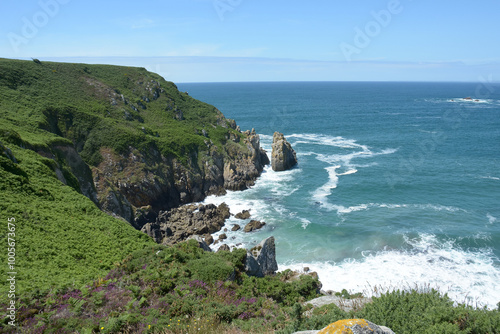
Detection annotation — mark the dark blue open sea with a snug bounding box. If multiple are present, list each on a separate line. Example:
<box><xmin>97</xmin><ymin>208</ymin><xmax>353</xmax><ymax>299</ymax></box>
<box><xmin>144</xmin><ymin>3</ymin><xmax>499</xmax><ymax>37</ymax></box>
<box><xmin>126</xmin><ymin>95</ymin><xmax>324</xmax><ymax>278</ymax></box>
<box><xmin>177</xmin><ymin>82</ymin><xmax>500</xmax><ymax>308</ymax></box>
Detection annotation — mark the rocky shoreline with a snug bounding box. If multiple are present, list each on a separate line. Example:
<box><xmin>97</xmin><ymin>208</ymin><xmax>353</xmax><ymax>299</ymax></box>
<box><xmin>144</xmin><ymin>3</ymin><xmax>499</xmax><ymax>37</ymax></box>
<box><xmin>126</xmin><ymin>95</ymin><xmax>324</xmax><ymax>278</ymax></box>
<box><xmin>137</xmin><ymin>129</ymin><xmax>298</xmax><ymax>247</ymax></box>
<box><xmin>136</xmin><ymin>130</ymin><xmax>303</xmax><ymax>279</ymax></box>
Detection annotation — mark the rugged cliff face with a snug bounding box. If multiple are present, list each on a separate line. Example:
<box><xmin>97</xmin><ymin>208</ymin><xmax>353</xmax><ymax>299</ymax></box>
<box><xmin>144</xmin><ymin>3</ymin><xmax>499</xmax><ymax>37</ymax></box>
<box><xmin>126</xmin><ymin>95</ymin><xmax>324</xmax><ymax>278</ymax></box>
<box><xmin>0</xmin><ymin>58</ymin><xmax>269</xmax><ymax>230</ymax></box>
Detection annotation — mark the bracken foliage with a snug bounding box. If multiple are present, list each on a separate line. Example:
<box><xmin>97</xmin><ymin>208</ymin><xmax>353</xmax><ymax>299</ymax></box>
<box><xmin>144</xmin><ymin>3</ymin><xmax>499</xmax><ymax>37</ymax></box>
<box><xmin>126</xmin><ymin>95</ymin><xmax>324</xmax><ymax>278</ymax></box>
<box><xmin>1</xmin><ymin>240</ymin><xmax>322</xmax><ymax>333</ymax></box>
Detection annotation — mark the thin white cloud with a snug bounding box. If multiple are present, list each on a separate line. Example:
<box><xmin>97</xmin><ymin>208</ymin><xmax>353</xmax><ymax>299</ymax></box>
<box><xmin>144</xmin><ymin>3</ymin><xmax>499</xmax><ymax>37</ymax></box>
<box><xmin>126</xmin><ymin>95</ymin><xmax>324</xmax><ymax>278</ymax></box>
<box><xmin>165</xmin><ymin>44</ymin><xmax>222</xmax><ymax>57</ymax></box>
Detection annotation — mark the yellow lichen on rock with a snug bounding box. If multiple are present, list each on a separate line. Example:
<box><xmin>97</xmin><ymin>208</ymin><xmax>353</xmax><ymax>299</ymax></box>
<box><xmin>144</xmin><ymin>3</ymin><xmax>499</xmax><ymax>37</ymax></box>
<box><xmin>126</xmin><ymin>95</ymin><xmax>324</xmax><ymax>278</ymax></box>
<box><xmin>318</xmin><ymin>319</ymin><xmax>372</xmax><ymax>334</ymax></box>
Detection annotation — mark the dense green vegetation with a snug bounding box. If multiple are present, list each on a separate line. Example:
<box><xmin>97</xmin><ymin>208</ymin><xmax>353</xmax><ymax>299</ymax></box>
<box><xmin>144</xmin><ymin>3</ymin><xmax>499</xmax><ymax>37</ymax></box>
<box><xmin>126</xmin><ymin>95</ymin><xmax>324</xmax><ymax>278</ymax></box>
<box><xmin>0</xmin><ymin>57</ymin><xmax>244</xmax><ymax>295</ymax></box>
<box><xmin>0</xmin><ymin>58</ymin><xmax>242</xmax><ymax>164</ymax></box>
<box><xmin>0</xmin><ymin>141</ymin><xmax>155</xmax><ymax>294</ymax></box>
<box><xmin>1</xmin><ymin>239</ymin><xmax>498</xmax><ymax>333</ymax></box>
<box><xmin>0</xmin><ymin>240</ymin><xmax>321</xmax><ymax>333</ymax></box>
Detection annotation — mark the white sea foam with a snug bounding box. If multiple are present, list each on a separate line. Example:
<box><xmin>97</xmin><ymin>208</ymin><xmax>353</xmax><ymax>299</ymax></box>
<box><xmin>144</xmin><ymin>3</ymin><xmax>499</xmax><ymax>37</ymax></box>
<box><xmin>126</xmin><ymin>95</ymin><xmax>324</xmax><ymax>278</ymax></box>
<box><xmin>450</xmin><ymin>98</ymin><xmax>492</xmax><ymax>104</ymax></box>
<box><xmin>487</xmin><ymin>213</ymin><xmax>497</xmax><ymax>225</ymax></box>
<box><xmin>298</xmin><ymin>133</ymin><xmax>397</xmax><ymax>210</ymax></box>
<box><xmin>281</xmin><ymin>233</ymin><xmax>500</xmax><ymax>309</ymax></box>
<box><xmin>380</xmin><ymin>203</ymin><xmax>465</xmax><ymax>213</ymax></box>
<box><xmin>312</xmin><ymin>165</ymin><xmax>340</xmax><ymax>206</ymax></box>
<box><xmin>287</xmin><ymin>133</ymin><xmax>370</xmax><ymax>151</ymax></box>
<box><xmin>337</xmin><ymin>169</ymin><xmax>358</xmax><ymax>176</ymax></box>
<box><xmin>325</xmin><ymin>203</ymin><xmax>467</xmax><ymax>215</ymax></box>
<box><xmin>300</xmin><ymin>218</ymin><xmax>311</xmax><ymax>229</ymax></box>
<box><xmin>481</xmin><ymin>176</ymin><xmax>500</xmax><ymax>181</ymax></box>
<box><xmin>418</xmin><ymin>129</ymin><xmax>439</xmax><ymax>134</ymax></box>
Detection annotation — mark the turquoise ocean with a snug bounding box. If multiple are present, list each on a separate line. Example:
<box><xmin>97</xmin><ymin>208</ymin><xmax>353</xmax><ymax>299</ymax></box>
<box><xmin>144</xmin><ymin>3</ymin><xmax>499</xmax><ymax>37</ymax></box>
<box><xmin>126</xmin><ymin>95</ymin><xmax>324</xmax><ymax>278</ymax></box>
<box><xmin>177</xmin><ymin>82</ymin><xmax>500</xmax><ymax>308</ymax></box>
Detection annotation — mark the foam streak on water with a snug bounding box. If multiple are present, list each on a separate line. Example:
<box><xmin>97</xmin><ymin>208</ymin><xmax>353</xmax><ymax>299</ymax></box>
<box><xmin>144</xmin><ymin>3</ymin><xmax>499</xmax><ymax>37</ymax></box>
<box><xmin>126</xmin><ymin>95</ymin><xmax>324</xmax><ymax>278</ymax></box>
<box><xmin>288</xmin><ymin>133</ymin><xmax>397</xmax><ymax>211</ymax></box>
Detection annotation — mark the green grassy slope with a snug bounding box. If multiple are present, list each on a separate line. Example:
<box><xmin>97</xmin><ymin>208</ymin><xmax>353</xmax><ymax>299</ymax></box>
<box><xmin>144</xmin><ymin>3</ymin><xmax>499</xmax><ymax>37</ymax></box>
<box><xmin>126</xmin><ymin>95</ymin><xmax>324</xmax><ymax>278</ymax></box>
<box><xmin>0</xmin><ymin>58</ymin><xmax>242</xmax><ymax>296</ymax></box>
<box><xmin>0</xmin><ymin>140</ymin><xmax>155</xmax><ymax>294</ymax></box>
<box><xmin>0</xmin><ymin>58</ymin><xmax>242</xmax><ymax>164</ymax></box>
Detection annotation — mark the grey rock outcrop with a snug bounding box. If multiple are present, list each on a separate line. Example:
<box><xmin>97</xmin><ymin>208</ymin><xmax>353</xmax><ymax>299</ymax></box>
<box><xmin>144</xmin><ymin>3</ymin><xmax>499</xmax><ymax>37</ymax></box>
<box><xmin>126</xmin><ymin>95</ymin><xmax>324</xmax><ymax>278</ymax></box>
<box><xmin>244</xmin><ymin>220</ymin><xmax>266</xmax><ymax>232</ymax></box>
<box><xmin>90</xmin><ymin>127</ymin><xmax>269</xmax><ymax>229</ymax></box>
<box><xmin>140</xmin><ymin>222</ymin><xmax>162</xmax><ymax>243</ymax></box>
<box><xmin>36</xmin><ymin>144</ymin><xmax>99</xmax><ymax>206</ymax></box>
<box><xmin>244</xmin><ymin>237</ymin><xmax>278</xmax><ymax>277</ymax></box>
<box><xmin>1</xmin><ymin>142</ymin><xmax>17</xmax><ymax>163</ymax></box>
<box><xmin>271</xmin><ymin>132</ymin><xmax>297</xmax><ymax>171</ymax></box>
<box><xmin>204</xmin><ymin>233</ymin><xmax>214</xmax><ymax>245</ymax></box>
<box><xmin>187</xmin><ymin>235</ymin><xmax>212</xmax><ymax>252</ymax></box>
<box><xmin>144</xmin><ymin>202</ymin><xmax>230</xmax><ymax>245</ymax></box>
<box><xmin>223</xmin><ymin>129</ymin><xmax>269</xmax><ymax>191</ymax></box>
<box><xmin>217</xmin><ymin>244</ymin><xmax>231</xmax><ymax>252</ymax></box>
<box><xmin>235</xmin><ymin>210</ymin><xmax>251</xmax><ymax>219</ymax></box>
<box><xmin>303</xmin><ymin>295</ymin><xmax>371</xmax><ymax>314</ymax></box>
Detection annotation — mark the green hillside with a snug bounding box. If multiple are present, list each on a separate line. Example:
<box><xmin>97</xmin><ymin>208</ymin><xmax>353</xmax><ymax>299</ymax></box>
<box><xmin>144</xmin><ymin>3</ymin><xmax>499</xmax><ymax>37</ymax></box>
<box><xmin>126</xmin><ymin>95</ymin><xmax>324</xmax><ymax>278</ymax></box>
<box><xmin>0</xmin><ymin>58</ymin><xmax>245</xmax><ymax>294</ymax></box>
<box><xmin>0</xmin><ymin>58</ymin><xmax>240</xmax><ymax>163</ymax></box>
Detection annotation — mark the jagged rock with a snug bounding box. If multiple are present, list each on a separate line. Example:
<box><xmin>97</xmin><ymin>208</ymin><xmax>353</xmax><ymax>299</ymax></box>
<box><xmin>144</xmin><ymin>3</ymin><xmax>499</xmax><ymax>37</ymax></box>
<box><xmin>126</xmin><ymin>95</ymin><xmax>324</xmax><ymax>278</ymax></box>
<box><xmin>235</xmin><ymin>210</ymin><xmax>251</xmax><ymax>219</ymax></box>
<box><xmin>244</xmin><ymin>220</ymin><xmax>266</xmax><ymax>233</ymax></box>
<box><xmin>156</xmin><ymin>202</ymin><xmax>231</xmax><ymax>246</ymax></box>
<box><xmin>204</xmin><ymin>234</ymin><xmax>214</xmax><ymax>245</ymax></box>
<box><xmin>223</xmin><ymin>131</ymin><xmax>269</xmax><ymax>191</ymax></box>
<box><xmin>219</xmin><ymin>233</ymin><xmax>227</xmax><ymax>240</ymax></box>
<box><xmin>231</xmin><ymin>224</ymin><xmax>241</xmax><ymax>231</ymax></box>
<box><xmin>141</xmin><ymin>222</ymin><xmax>162</xmax><ymax>243</ymax></box>
<box><xmin>244</xmin><ymin>237</ymin><xmax>278</xmax><ymax>277</ymax></box>
<box><xmin>93</xmin><ymin>173</ymin><xmax>134</xmax><ymax>224</ymax></box>
<box><xmin>91</xmin><ymin>126</ymin><xmax>268</xmax><ymax>226</ymax></box>
<box><xmin>217</xmin><ymin>244</ymin><xmax>230</xmax><ymax>252</ymax></box>
<box><xmin>187</xmin><ymin>235</ymin><xmax>212</xmax><ymax>252</ymax></box>
<box><xmin>134</xmin><ymin>205</ymin><xmax>156</xmax><ymax>229</ymax></box>
<box><xmin>271</xmin><ymin>132</ymin><xmax>297</xmax><ymax>171</ymax></box>
<box><xmin>315</xmin><ymin>319</ymin><xmax>395</xmax><ymax>334</ymax></box>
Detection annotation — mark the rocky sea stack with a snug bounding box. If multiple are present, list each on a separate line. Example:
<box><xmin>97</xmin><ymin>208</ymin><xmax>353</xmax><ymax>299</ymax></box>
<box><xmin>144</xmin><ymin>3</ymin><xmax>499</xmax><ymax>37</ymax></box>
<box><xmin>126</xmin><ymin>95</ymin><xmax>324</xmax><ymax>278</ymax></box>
<box><xmin>271</xmin><ymin>131</ymin><xmax>297</xmax><ymax>171</ymax></box>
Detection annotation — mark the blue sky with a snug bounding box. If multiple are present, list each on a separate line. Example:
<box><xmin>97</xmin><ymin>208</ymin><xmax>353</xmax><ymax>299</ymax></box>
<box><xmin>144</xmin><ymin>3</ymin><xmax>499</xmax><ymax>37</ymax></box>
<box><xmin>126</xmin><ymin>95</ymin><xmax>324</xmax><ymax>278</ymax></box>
<box><xmin>1</xmin><ymin>0</ymin><xmax>499</xmax><ymax>82</ymax></box>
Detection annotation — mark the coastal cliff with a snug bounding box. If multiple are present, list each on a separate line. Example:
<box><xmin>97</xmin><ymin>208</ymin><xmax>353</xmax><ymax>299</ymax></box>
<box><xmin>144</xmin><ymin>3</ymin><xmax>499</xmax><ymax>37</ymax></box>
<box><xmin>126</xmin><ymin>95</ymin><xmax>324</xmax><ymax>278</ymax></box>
<box><xmin>0</xmin><ymin>58</ymin><xmax>270</xmax><ymax>292</ymax></box>
<box><xmin>0</xmin><ymin>58</ymin><xmax>268</xmax><ymax>231</ymax></box>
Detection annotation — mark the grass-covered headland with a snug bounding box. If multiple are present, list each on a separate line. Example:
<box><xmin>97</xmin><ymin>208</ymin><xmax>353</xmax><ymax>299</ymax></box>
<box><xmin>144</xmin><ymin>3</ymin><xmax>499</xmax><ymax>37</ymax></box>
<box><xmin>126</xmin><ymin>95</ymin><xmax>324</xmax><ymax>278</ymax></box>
<box><xmin>0</xmin><ymin>58</ymin><xmax>499</xmax><ymax>333</ymax></box>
